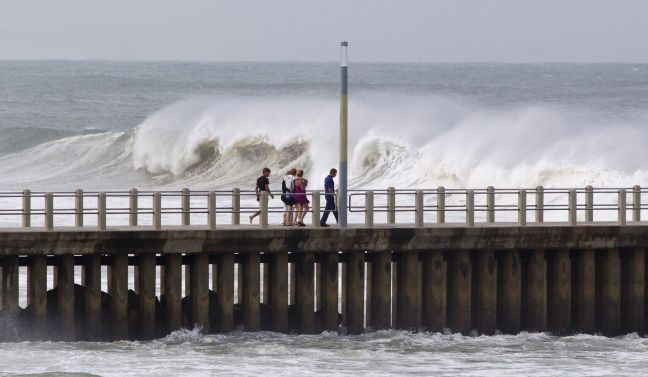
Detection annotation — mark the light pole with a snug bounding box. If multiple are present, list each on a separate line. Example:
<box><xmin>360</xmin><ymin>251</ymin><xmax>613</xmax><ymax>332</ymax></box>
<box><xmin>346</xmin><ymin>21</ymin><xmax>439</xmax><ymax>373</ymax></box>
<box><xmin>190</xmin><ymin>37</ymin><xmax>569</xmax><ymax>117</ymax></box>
<box><xmin>339</xmin><ymin>41</ymin><xmax>348</xmax><ymax>228</ymax></box>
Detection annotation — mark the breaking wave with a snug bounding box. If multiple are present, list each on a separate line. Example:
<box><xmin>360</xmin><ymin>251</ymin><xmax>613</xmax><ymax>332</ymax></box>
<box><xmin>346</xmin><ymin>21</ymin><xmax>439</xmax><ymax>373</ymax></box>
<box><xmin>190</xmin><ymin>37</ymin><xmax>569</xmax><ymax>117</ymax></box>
<box><xmin>0</xmin><ymin>95</ymin><xmax>646</xmax><ymax>191</ymax></box>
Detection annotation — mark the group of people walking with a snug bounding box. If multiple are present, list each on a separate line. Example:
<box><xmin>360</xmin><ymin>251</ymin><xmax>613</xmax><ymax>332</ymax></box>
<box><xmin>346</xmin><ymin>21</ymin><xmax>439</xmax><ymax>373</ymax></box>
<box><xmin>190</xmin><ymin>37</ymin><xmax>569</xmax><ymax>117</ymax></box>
<box><xmin>249</xmin><ymin>167</ymin><xmax>338</xmax><ymax>227</ymax></box>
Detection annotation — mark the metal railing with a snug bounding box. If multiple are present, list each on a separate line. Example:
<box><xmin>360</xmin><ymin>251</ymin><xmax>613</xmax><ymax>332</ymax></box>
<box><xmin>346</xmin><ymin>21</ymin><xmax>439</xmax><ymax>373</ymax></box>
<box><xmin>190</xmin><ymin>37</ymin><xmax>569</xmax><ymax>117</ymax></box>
<box><xmin>0</xmin><ymin>185</ymin><xmax>644</xmax><ymax>230</ymax></box>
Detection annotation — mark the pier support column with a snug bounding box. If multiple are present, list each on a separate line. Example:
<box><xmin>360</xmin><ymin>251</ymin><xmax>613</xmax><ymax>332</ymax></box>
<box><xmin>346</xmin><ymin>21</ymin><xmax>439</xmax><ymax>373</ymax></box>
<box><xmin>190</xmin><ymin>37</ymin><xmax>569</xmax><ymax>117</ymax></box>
<box><xmin>602</xmin><ymin>248</ymin><xmax>621</xmax><ymax>336</ymax></box>
<box><xmin>138</xmin><ymin>253</ymin><xmax>157</xmax><ymax>339</ymax></box>
<box><xmin>370</xmin><ymin>251</ymin><xmax>391</xmax><ymax>330</ymax></box>
<box><xmin>346</xmin><ymin>252</ymin><xmax>365</xmax><ymax>334</ymax></box>
<box><xmin>191</xmin><ymin>253</ymin><xmax>210</xmax><ymax>332</ymax></box>
<box><xmin>449</xmin><ymin>250</ymin><xmax>471</xmax><ymax>335</ymax></box>
<box><xmin>28</xmin><ymin>255</ymin><xmax>47</xmax><ymax>334</ymax></box>
<box><xmin>396</xmin><ymin>251</ymin><xmax>419</xmax><ymax>330</ymax></box>
<box><xmin>1</xmin><ymin>255</ymin><xmax>19</xmax><ymax>313</ymax></box>
<box><xmin>423</xmin><ymin>251</ymin><xmax>445</xmax><ymax>332</ymax></box>
<box><xmin>269</xmin><ymin>251</ymin><xmax>288</xmax><ymax>333</ymax></box>
<box><xmin>295</xmin><ymin>252</ymin><xmax>315</xmax><ymax>334</ymax></box>
<box><xmin>216</xmin><ymin>253</ymin><xmax>234</xmax><ymax>332</ymax></box>
<box><xmin>320</xmin><ymin>252</ymin><xmax>339</xmax><ymax>331</ymax></box>
<box><xmin>110</xmin><ymin>254</ymin><xmax>129</xmax><ymax>340</ymax></box>
<box><xmin>501</xmin><ymin>250</ymin><xmax>521</xmax><ymax>334</ymax></box>
<box><xmin>83</xmin><ymin>254</ymin><xmax>102</xmax><ymax>339</ymax></box>
<box><xmin>576</xmin><ymin>249</ymin><xmax>595</xmax><ymax>333</ymax></box>
<box><xmin>550</xmin><ymin>249</ymin><xmax>571</xmax><ymax>335</ymax></box>
<box><xmin>626</xmin><ymin>248</ymin><xmax>644</xmax><ymax>334</ymax></box>
<box><xmin>476</xmin><ymin>251</ymin><xmax>496</xmax><ymax>335</ymax></box>
<box><xmin>57</xmin><ymin>255</ymin><xmax>75</xmax><ymax>340</ymax></box>
<box><xmin>527</xmin><ymin>249</ymin><xmax>547</xmax><ymax>332</ymax></box>
<box><xmin>163</xmin><ymin>254</ymin><xmax>182</xmax><ymax>333</ymax></box>
<box><xmin>243</xmin><ymin>252</ymin><xmax>260</xmax><ymax>331</ymax></box>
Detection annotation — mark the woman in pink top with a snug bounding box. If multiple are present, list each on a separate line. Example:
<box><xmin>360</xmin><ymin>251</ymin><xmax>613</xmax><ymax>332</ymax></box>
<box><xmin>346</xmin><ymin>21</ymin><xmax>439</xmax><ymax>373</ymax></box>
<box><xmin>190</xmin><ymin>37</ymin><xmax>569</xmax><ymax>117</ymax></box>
<box><xmin>293</xmin><ymin>169</ymin><xmax>309</xmax><ymax>226</ymax></box>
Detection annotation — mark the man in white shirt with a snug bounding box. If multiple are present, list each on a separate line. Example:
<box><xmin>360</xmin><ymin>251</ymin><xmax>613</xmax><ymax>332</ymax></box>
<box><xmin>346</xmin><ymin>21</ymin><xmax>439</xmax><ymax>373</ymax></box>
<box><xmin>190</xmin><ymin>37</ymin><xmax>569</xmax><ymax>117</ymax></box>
<box><xmin>281</xmin><ymin>168</ymin><xmax>297</xmax><ymax>225</ymax></box>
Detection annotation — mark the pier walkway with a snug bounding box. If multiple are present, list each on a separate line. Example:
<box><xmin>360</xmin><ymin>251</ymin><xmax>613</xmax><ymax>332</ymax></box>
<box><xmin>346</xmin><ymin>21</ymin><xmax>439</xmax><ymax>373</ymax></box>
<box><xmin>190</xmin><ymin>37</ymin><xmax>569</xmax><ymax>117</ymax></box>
<box><xmin>0</xmin><ymin>186</ymin><xmax>646</xmax><ymax>340</ymax></box>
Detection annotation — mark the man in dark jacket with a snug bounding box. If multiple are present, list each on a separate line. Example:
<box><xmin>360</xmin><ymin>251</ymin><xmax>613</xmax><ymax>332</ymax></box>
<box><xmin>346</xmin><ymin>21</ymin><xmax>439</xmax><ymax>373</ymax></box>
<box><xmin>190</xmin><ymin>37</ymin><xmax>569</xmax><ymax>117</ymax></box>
<box><xmin>319</xmin><ymin>168</ymin><xmax>338</xmax><ymax>227</ymax></box>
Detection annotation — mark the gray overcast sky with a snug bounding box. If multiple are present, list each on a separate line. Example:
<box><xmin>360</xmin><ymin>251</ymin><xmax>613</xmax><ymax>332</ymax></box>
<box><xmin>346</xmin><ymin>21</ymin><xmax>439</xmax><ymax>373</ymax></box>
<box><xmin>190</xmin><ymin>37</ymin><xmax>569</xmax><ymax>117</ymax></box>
<box><xmin>1</xmin><ymin>0</ymin><xmax>647</xmax><ymax>62</ymax></box>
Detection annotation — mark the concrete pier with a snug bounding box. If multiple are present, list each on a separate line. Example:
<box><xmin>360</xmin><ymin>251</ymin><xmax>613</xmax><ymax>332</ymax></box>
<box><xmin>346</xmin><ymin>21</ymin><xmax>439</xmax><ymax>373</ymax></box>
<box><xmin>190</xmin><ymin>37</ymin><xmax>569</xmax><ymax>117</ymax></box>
<box><xmin>2</xmin><ymin>184</ymin><xmax>648</xmax><ymax>341</ymax></box>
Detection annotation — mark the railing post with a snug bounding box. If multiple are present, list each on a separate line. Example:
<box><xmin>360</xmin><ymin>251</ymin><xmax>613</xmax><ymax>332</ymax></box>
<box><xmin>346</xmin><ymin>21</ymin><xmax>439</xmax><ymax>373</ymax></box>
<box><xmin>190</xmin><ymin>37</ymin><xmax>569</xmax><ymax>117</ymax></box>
<box><xmin>387</xmin><ymin>187</ymin><xmax>396</xmax><ymax>224</ymax></box>
<box><xmin>585</xmin><ymin>185</ymin><xmax>594</xmax><ymax>223</ymax></box>
<box><xmin>129</xmin><ymin>188</ymin><xmax>138</xmax><ymax>226</ymax></box>
<box><xmin>415</xmin><ymin>190</ymin><xmax>424</xmax><ymax>227</ymax></box>
<box><xmin>632</xmin><ymin>185</ymin><xmax>641</xmax><ymax>222</ymax></box>
<box><xmin>568</xmin><ymin>189</ymin><xmax>577</xmax><ymax>225</ymax></box>
<box><xmin>22</xmin><ymin>189</ymin><xmax>31</xmax><ymax>228</ymax></box>
<box><xmin>619</xmin><ymin>189</ymin><xmax>627</xmax><ymax>226</ymax></box>
<box><xmin>182</xmin><ymin>188</ymin><xmax>190</xmax><ymax>226</ymax></box>
<box><xmin>365</xmin><ymin>190</ymin><xmax>374</xmax><ymax>227</ymax></box>
<box><xmin>45</xmin><ymin>192</ymin><xmax>53</xmax><ymax>231</ymax></box>
<box><xmin>466</xmin><ymin>190</ymin><xmax>475</xmax><ymax>227</ymax></box>
<box><xmin>153</xmin><ymin>191</ymin><xmax>162</xmax><ymax>230</ymax></box>
<box><xmin>232</xmin><ymin>188</ymin><xmax>241</xmax><ymax>225</ymax></box>
<box><xmin>260</xmin><ymin>191</ymin><xmax>268</xmax><ymax>228</ymax></box>
<box><xmin>437</xmin><ymin>186</ymin><xmax>445</xmax><ymax>224</ymax></box>
<box><xmin>208</xmin><ymin>191</ymin><xmax>216</xmax><ymax>230</ymax></box>
<box><xmin>486</xmin><ymin>186</ymin><xmax>495</xmax><ymax>223</ymax></box>
<box><xmin>518</xmin><ymin>189</ymin><xmax>527</xmax><ymax>226</ymax></box>
<box><xmin>75</xmin><ymin>188</ymin><xmax>84</xmax><ymax>227</ymax></box>
<box><xmin>311</xmin><ymin>190</ymin><xmax>321</xmax><ymax>227</ymax></box>
<box><xmin>535</xmin><ymin>186</ymin><xmax>544</xmax><ymax>223</ymax></box>
<box><xmin>98</xmin><ymin>192</ymin><xmax>106</xmax><ymax>230</ymax></box>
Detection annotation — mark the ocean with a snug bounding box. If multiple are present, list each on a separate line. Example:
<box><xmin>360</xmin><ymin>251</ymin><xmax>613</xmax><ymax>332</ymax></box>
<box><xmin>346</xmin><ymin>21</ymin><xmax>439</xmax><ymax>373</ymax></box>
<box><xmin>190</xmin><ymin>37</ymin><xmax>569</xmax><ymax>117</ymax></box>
<box><xmin>1</xmin><ymin>61</ymin><xmax>648</xmax><ymax>376</ymax></box>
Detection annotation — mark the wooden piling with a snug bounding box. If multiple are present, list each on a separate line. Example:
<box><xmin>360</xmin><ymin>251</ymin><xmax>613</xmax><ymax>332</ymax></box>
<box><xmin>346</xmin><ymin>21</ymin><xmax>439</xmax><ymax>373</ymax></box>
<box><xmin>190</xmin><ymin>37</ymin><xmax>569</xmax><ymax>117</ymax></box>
<box><xmin>269</xmin><ymin>251</ymin><xmax>288</xmax><ymax>333</ymax></box>
<box><xmin>110</xmin><ymin>253</ymin><xmax>129</xmax><ymax>340</ymax></box>
<box><xmin>476</xmin><ymin>251</ymin><xmax>496</xmax><ymax>335</ymax></box>
<box><xmin>138</xmin><ymin>253</ymin><xmax>157</xmax><ymax>339</ymax></box>
<box><xmin>1</xmin><ymin>255</ymin><xmax>19</xmax><ymax>313</ymax></box>
<box><xmin>320</xmin><ymin>252</ymin><xmax>339</xmax><ymax>331</ymax></box>
<box><xmin>422</xmin><ymin>251</ymin><xmax>445</xmax><ymax>332</ymax></box>
<box><xmin>83</xmin><ymin>254</ymin><xmax>102</xmax><ymax>339</ymax></box>
<box><xmin>370</xmin><ymin>251</ymin><xmax>391</xmax><ymax>330</ymax></box>
<box><xmin>191</xmin><ymin>253</ymin><xmax>210</xmax><ymax>331</ymax></box>
<box><xmin>57</xmin><ymin>255</ymin><xmax>75</xmax><ymax>340</ymax></box>
<box><xmin>396</xmin><ymin>251</ymin><xmax>419</xmax><ymax>330</ymax></box>
<box><xmin>163</xmin><ymin>254</ymin><xmax>182</xmax><ymax>333</ymax></box>
<box><xmin>576</xmin><ymin>249</ymin><xmax>595</xmax><ymax>333</ymax></box>
<box><xmin>625</xmin><ymin>248</ymin><xmax>644</xmax><ymax>333</ymax></box>
<box><xmin>601</xmin><ymin>248</ymin><xmax>621</xmax><ymax>336</ymax></box>
<box><xmin>527</xmin><ymin>249</ymin><xmax>547</xmax><ymax>331</ymax></box>
<box><xmin>501</xmin><ymin>250</ymin><xmax>521</xmax><ymax>334</ymax></box>
<box><xmin>449</xmin><ymin>250</ymin><xmax>471</xmax><ymax>335</ymax></box>
<box><xmin>28</xmin><ymin>255</ymin><xmax>47</xmax><ymax>332</ymax></box>
<box><xmin>550</xmin><ymin>249</ymin><xmax>571</xmax><ymax>334</ymax></box>
<box><xmin>295</xmin><ymin>252</ymin><xmax>315</xmax><ymax>333</ymax></box>
<box><xmin>243</xmin><ymin>252</ymin><xmax>260</xmax><ymax>331</ymax></box>
<box><xmin>216</xmin><ymin>253</ymin><xmax>234</xmax><ymax>332</ymax></box>
<box><xmin>346</xmin><ymin>252</ymin><xmax>365</xmax><ymax>334</ymax></box>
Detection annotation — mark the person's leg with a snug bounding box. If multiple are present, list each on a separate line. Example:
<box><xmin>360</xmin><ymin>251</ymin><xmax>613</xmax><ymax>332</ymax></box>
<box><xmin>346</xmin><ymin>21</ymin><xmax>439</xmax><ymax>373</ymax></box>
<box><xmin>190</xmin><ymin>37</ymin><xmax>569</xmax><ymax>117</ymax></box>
<box><xmin>283</xmin><ymin>205</ymin><xmax>288</xmax><ymax>225</ymax></box>
<box><xmin>320</xmin><ymin>196</ymin><xmax>333</xmax><ymax>224</ymax></box>
<box><xmin>302</xmin><ymin>203</ymin><xmax>309</xmax><ymax>224</ymax></box>
<box><xmin>296</xmin><ymin>203</ymin><xmax>304</xmax><ymax>224</ymax></box>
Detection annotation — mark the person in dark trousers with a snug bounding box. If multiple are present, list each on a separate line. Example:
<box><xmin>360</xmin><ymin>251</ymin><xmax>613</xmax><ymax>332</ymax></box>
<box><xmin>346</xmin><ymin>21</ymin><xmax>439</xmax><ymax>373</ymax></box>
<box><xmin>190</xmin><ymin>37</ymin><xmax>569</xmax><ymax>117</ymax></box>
<box><xmin>249</xmin><ymin>167</ymin><xmax>274</xmax><ymax>223</ymax></box>
<box><xmin>319</xmin><ymin>168</ymin><xmax>338</xmax><ymax>227</ymax></box>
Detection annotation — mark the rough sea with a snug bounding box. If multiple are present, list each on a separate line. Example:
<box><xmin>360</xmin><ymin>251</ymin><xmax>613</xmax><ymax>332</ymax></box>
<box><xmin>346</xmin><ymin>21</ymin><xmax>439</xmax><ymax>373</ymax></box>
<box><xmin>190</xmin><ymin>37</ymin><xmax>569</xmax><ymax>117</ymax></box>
<box><xmin>1</xmin><ymin>61</ymin><xmax>648</xmax><ymax>375</ymax></box>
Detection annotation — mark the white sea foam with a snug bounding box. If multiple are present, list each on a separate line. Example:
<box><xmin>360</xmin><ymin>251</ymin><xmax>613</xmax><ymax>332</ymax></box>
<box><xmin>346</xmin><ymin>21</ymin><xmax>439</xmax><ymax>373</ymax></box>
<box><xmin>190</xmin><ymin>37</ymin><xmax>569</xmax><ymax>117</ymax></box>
<box><xmin>0</xmin><ymin>95</ymin><xmax>646</xmax><ymax>192</ymax></box>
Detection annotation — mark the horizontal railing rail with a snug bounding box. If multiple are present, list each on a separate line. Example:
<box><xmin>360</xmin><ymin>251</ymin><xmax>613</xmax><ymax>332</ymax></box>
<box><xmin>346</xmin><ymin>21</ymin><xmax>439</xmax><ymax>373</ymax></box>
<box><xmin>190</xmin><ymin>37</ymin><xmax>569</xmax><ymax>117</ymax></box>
<box><xmin>0</xmin><ymin>185</ymin><xmax>644</xmax><ymax>230</ymax></box>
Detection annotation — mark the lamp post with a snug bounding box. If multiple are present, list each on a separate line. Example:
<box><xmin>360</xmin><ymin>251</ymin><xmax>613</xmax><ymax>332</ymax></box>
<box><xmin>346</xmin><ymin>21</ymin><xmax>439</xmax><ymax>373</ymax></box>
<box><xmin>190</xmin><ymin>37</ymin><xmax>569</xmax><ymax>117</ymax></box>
<box><xmin>339</xmin><ymin>41</ymin><xmax>348</xmax><ymax>228</ymax></box>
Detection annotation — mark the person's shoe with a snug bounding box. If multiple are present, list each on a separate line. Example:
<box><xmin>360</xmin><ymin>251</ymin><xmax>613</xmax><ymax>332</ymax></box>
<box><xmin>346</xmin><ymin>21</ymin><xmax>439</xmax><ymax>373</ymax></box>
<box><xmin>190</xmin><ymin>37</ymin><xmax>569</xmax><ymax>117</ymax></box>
<box><xmin>298</xmin><ymin>222</ymin><xmax>306</xmax><ymax>227</ymax></box>
<box><xmin>249</xmin><ymin>215</ymin><xmax>254</xmax><ymax>224</ymax></box>
<box><xmin>320</xmin><ymin>223</ymin><xmax>330</xmax><ymax>227</ymax></box>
